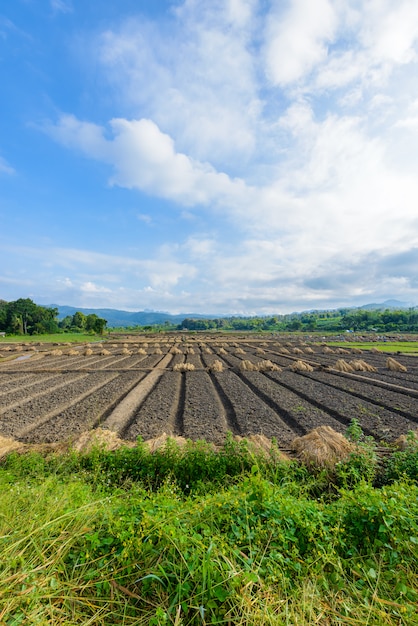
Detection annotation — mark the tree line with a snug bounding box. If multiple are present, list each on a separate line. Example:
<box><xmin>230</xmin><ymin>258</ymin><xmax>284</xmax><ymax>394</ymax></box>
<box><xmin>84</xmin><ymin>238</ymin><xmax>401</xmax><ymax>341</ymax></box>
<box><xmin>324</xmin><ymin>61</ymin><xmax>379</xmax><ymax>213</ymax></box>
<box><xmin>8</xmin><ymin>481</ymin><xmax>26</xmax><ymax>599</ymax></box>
<box><xmin>0</xmin><ymin>299</ymin><xmax>107</xmax><ymax>335</ymax></box>
<box><xmin>179</xmin><ymin>308</ymin><xmax>418</xmax><ymax>333</ymax></box>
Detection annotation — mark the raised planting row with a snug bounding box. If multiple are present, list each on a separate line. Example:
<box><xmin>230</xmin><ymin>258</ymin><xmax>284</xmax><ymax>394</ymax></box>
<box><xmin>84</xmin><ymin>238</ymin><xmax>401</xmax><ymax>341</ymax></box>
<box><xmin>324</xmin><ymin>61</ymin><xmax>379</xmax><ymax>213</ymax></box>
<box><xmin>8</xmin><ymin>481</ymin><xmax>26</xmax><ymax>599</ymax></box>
<box><xmin>0</xmin><ymin>336</ymin><xmax>416</xmax><ymax>447</ymax></box>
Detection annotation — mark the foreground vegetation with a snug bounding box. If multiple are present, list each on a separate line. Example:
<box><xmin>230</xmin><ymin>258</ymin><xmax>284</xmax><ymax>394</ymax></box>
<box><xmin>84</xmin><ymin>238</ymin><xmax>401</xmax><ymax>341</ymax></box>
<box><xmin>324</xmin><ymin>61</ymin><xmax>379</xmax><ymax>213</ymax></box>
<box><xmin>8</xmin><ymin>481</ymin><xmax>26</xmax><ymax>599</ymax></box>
<box><xmin>1</xmin><ymin>429</ymin><xmax>417</xmax><ymax>625</ymax></box>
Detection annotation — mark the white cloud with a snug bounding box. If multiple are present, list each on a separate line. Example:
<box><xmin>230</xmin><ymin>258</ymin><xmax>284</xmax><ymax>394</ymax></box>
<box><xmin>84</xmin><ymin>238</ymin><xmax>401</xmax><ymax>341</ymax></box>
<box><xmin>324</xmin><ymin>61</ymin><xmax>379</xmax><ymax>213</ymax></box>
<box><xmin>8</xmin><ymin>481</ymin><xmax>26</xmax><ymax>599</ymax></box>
<box><xmin>24</xmin><ymin>0</ymin><xmax>418</xmax><ymax>311</ymax></box>
<box><xmin>264</xmin><ymin>0</ymin><xmax>337</xmax><ymax>86</ymax></box>
<box><xmin>50</xmin><ymin>0</ymin><xmax>73</xmax><ymax>14</ymax></box>
<box><xmin>0</xmin><ymin>156</ymin><xmax>15</xmax><ymax>175</ymax></box>
<box><xmin>96</xmin><ymin>1</ymin><xmax>260</xmax><ymax>167</ymax></box>
<box><xmin>46</xmin><ymin>114</ymin><xmax>248</xmax><ymax>207</ymax></box>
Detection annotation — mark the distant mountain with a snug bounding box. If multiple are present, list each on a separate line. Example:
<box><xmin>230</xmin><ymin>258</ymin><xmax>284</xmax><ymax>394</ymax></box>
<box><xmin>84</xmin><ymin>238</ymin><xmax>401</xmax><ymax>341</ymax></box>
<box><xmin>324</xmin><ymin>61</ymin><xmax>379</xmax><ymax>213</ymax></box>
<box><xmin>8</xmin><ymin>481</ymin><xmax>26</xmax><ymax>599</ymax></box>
<box><xmin>357</xmin><ymin>299</ymin><xmax>414</xmax><ymax>311</ymax></box>
<box><xmin>51</xmin><ymin>305</ymin><xmax>214</xmax><ymax>328</ymax></box>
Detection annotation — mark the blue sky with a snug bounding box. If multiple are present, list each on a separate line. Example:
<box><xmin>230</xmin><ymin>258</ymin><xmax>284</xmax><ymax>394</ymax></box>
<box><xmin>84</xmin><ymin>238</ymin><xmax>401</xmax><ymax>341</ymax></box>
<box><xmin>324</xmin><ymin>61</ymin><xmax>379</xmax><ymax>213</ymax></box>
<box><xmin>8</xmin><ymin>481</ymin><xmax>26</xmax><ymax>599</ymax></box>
<box><xmin>1</xmin><ymin>0</ymin><xmax>418</xmax><ymax>314</ymax></box>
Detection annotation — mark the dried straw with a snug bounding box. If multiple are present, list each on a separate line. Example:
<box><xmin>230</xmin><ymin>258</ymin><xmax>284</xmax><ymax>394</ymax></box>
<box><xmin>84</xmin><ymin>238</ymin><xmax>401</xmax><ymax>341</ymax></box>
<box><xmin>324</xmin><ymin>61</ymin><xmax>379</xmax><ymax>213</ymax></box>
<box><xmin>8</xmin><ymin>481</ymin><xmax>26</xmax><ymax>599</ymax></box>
<box><xmin>386</xmin><ymin>357</ymin><xmax>407</xmax><ymax>372</ymax></box>
<box><xmin>290</xmin><ymin>360</ymin><xmax>314</xmax><ymax>372</ymax></box>
<box><xmin>291</xmin><ymin>426</ymin><xmax>354</xmax><ymax>469</ymax></box>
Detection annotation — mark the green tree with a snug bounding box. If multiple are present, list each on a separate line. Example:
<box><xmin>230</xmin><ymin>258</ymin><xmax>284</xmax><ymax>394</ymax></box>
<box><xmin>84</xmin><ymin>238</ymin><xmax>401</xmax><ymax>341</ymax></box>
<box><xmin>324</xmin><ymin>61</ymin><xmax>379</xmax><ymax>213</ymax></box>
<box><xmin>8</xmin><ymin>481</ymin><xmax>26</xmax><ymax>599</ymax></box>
<box><xmin>71</xmin><ymin>311</ymin><xmax>86</xmax><ymax>330</ymax></box>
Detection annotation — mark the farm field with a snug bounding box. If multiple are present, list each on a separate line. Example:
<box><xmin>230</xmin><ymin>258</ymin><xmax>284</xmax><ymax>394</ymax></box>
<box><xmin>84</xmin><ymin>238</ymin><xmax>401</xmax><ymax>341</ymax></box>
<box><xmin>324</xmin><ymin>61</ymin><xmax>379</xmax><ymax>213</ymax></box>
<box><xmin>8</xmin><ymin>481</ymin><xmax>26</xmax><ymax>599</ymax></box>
<box><xmin>0</xmin><ymin>334</ymin><xmax>417</xmax><ymax>448</ymax></box>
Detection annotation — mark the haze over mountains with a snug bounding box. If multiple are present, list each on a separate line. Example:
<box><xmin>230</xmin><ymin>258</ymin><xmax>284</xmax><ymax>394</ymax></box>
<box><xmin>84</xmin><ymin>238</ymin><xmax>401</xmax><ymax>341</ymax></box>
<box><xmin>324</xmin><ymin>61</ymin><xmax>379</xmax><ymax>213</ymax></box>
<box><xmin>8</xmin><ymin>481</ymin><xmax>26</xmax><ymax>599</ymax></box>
<box><xmin>52</xmin><ymin>300</ymin><xmax>414</xmax><ymax>328</ymax></box>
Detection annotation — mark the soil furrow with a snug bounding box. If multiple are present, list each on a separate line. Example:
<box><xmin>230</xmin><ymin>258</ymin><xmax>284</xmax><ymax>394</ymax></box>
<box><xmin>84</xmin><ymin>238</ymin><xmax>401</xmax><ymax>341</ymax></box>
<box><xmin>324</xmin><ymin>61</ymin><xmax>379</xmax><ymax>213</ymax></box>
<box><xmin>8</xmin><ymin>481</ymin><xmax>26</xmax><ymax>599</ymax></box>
<box><xmin>124</xmin><ymin>371</ymin><xmax>182</xmax><ymax>441</ymax></box>
<box><xmin>173</xmin><ymin>371</ymin><xmax>186</xmax><ymax>436</ymax></box>
<box><xmin>209</xmin><ymin>371</ymin><xmax>241</xmax><ymax>435</ymax></box>
<box><xmin>242</xmin><ymin>371</ymin><xmax>346</xmax><ymax>436</ymax></box>
<box><xmin>12</xmin><ymin>373</ymin><xmax>118</xmax><ymax>440</ymax></box>
<box><xmin>212</xmin><ymin>370</ymin><xmax>297</xmax><ymax>445</ymax></box>
<box><xmin>271</xmin><ymin>371</ymin><xmax>411</xmax><ymax>441</ymax></box>
<box><xmin>101</xmin><ymin>369</ymin><xmax>165</xmax><ymax>434</ymax></box>
<box><xmin>182</xmin><ymin>371</ymin><xmax>228</xmax><ymax>444</ymax></box>
<box><xmin>308</xmin><ymin>370</ymin><xmax>418</xmax><ymax>423</ymax></box>
<box><xmin>21</xmin><ymin>372</ymin><xmax>145</xmax><ymax>444</ymax></box>
<box><xmin>0</xmin><ymin>373</ymin><xmax>87</xmax><ymax>414</ymax></box>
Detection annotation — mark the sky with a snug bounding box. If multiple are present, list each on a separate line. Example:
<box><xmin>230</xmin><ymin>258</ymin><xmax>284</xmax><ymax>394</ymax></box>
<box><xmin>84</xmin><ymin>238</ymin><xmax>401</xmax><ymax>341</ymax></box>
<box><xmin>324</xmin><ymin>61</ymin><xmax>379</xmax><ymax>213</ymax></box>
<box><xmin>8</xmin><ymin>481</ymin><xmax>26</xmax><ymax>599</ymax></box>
<box><xmin>1</xmin><ymin>0</ymin><xmax>418</xmax><ymax>315</ymax></box>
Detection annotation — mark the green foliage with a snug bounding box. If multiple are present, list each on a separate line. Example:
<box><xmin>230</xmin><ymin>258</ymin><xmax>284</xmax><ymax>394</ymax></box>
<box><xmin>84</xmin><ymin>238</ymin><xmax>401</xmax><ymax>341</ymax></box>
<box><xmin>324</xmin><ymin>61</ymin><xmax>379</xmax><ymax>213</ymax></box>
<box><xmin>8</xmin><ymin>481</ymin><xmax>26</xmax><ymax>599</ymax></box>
<box><xmin>0</xmin><ymin>298</ymin><xmax>59</xmax><ymax>335</ymax></box>
<box><xmin>334</xmin><ymin>419</ymin><xmax>379</xmax><ymax>489</ymax></box>
<box><xmin>1</xmin><ymin>456</ymin><xmax>417</xmax><ymax>625</ymax></box>
<box><xmin>380</xmin><ymin>432</ymin><xmax>418</xmax><ymax>484</ymax></box>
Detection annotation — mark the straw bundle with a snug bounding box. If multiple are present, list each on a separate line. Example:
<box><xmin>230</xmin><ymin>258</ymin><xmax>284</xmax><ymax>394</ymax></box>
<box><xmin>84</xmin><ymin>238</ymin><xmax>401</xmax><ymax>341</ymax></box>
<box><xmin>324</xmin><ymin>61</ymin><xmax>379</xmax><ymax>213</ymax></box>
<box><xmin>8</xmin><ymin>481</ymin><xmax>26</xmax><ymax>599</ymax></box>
<box><xmin>173</xmin><ymin>363</ymin><xmax>195</xmax><ymax>372</ymax></box>
<box><xmin>333</xmin><ymin>359</ymin><xmax>354</xmax><ymax>373</ymax></box>
<box><xmin>290</xmin><ymin>360</ymin><xmax>314</xmax><ymax>372</ymax></box>
<box><xmin>291</xmin><ymin>426</ymin><xmax>354</xmax><ymax>469</ymax></box>
<box><xmin>386</xmin><ymin>357</ymin><xmax>407</xmax><ymax>372</ymax></box>
<box><xmin>83</xmin><ymin>348</ymin><xmax>93</xmax><ymax>356</ymax></box>
<box><xmin>394</xmin><ymin>429</ymin><xmax>418</xmax><ymax>450</ymax></box>
<box><xmin>240</xmin><ymin>360</ymin><xmax>258</xmax><ymax>371</ymax></box>
<box><xmin>257</xmin><ymin>359</ymin><xmax>282</xmax><ymax>372</ymax></box>
<box><xmin>350</xmin><ymin>360</ymin><xmax>377</xmax><ymax>372</ymax></box>
<box><xmin>208</xmin><ymin>360</ymin><xmax>224</xmax><ymax>372</ymax></box>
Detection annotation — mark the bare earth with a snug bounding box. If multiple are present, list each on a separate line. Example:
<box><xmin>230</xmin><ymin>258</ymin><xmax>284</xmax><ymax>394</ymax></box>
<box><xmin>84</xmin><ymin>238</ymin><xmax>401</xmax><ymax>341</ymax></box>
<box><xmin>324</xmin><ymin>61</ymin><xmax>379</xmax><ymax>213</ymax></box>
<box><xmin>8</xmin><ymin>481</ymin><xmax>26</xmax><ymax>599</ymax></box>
<box><xmin>0</xmin><ymin>336</ymin><xmax>416</xmax><ymax>449</ymax></box>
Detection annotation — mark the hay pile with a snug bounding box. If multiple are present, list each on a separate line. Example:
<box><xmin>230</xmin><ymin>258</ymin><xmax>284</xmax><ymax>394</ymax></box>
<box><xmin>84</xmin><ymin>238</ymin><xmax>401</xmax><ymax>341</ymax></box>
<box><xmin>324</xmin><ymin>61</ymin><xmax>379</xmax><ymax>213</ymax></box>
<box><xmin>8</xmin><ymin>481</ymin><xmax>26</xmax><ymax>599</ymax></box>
<box><xmin>0</xmin><ymin>435</ymin><xmax>27</xmax><ymax>459</ymax></box>
<box><xmin>333</xmin><ymin>359</ymin><xmax>354</xmax><ymax>373</ymax></box>
<box><xmin>66</xmin><ymin>349</ymin><xmax>79</xmax><ymax>356</ymax></box>
<box><xmin>234</xmin><ymin>434</ymin><xmax>289</xmax><ymax>461</ymax></box>
<box><xmin>322</xmin><ymin>346</ymin><xmax>334</xmax><ymax>354</ymax></box>
<box><xmin>137</xmin><ymin>348</ymin><xmax>147</xmax><ymax>355</ymax></box>
<box><xmin>280</xmin><ymin>347</ymin><xmax>290</xmax><ymax>354</ymax></box>
<box><xmin>173</xmin><ymin>363</ymin><xmax>195</xmax><ymax>372</ymax></box>
<box><xmin>170</xmin><ymin>347</ymin><xmax>182</xmax><ymax>354</ymax></box>
<box><xmin>145</xmin><ymin>432</ymin><xmax>188</xmax><ymax>452</ymax></box>
<box><xmin>257</xmin><ymin>360</ymin><xmax>282</xmax><ymax>372</ymax></box>
<box><xmin>386</xmin><ymin>357</ymin><xmax>407</xmax><ymax>372</ymax></box>
<box><xmin>256</xmin><ymin>348</ymin><xmax>266</xmax><ymax>355</ymax></box>
<box><xmin>235</xmin><ymin>348</ymin><xmax>245</xmax><ymax>355</ymax></box>
<box><xmin>186</xmin><ymin>348</ymin><xmax>195</xmax><ymax>354</ymax></box>
<box><xmin>71</xmin><ymin>428</ymin><xmax>135</xmax><ymax>453</ymax></box>
<box><xmin>203</xmin><ymin>348</ymin><xmax>213</xmax><ymax>354</ymax></box>
<box><xmin>291</xmin><ymin>426</ymin><xmax>354</xmax><ymax>469</ymax></box>
<box><xmin>394</xmin><ymin>429</ymin><xmax>418</xmax><ymax>450</ymax></box>
<box><xmin>208</xmin><ymin>360</ymin><xmax>224</xmax><ymax>372</ymax></box>
<box><xmin>290</xmin><ymin>360</ymin><xmax>314</xmax><ymax>372</ymax></box>
<box><xmin>50</xmin><ymin>349</ymin><xmax>63</xmax><ymax>356</ymax></box>
<box><xmin>293</xmin><ymin>347</ymin><xmax>303</xmax><ymax>355</ymax></box>
<box><xmin>304</xmin><ymin>347</ymin><xmax>315</xmax><ymax>354</ymax></box>
<box><xmin>120</xmin><ymin>348</ymin><xmax>132</xmax><ymax>356</ymax></box>
<box><xmin>153</xmin><ymin>348</ymin><xmax>163</xmax><ymax>355</ymax></box>
<box><xmin>350</xmin><ymin>360</ymin><xmax>377</xmax><ymax>372</ymax></box>
<box><xmin>240</xmin><ymin>360</ymin><xmax>258</xmax><ymax>371</ymax></box>
<box><xmin>83</xmin><ymin>348</ymin><xmax>93</xmax><ymax>356</ymax></box>
<box><xmin>336</xmin><ymin>348</ymin><xmax>350</xmax><ymax>355</ymax></box>
<box><xmin>100</xmin><ymin>349</ymin><xmax>111</xmax><ymax>356</ymax></box>
<box><xmin>218</xmin><ymin>348</ymin><xmax>227</xmax><ymax>355</ymax></box>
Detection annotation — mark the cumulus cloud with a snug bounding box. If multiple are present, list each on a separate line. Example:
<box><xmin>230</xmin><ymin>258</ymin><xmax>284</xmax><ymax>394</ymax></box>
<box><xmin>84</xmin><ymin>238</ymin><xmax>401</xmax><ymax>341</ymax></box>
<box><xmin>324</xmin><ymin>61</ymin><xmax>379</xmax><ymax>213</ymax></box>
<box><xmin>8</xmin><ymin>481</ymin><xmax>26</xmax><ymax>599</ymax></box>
<box><xmin>32</xmin><ymin>0</ymin><xmax>418</xmax><ymax>311</ymax></box>
<box><xmin>264</xmin><ymin>0</ymin><xmax>337</xmax><ymax>86</ymax></box>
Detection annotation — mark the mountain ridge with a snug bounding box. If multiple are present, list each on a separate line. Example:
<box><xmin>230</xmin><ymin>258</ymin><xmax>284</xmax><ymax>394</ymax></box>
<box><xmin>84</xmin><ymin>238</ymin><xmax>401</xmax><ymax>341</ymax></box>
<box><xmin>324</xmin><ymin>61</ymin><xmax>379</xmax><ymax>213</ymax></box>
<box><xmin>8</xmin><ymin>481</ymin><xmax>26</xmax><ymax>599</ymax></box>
<box><xmin>48</xmin><ymin>299</ymin><xmax>416</xmax><ymax>328</ymax></box>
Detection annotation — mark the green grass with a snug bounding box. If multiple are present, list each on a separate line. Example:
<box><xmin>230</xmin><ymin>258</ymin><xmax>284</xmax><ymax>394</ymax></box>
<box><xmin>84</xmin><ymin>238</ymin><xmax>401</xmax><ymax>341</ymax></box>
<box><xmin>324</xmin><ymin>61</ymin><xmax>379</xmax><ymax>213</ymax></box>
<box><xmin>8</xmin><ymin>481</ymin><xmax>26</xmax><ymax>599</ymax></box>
<box><xmin>329</xmin><ymin>341</ymin><xmax>418</xmax><ymax>355</ymax></box>
<box><xmin>1</xmin><ymin>435</ymin><xmax>417</xmax><ymax>625</ymax></box>
<box><xmin>0</xmin><ymin>333</ymin><xmax>105</xmax><ymax>343</ymax></box>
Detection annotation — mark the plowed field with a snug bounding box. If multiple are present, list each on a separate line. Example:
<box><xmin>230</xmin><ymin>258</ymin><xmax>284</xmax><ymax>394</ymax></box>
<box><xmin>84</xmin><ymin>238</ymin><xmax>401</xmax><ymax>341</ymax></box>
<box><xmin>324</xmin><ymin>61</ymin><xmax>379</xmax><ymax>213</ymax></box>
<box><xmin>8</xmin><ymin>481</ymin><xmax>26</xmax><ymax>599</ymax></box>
<box><xmin>0</xmin><ymin>337</ymin><xmax>417</xmax><ymax>447</ymax></box>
